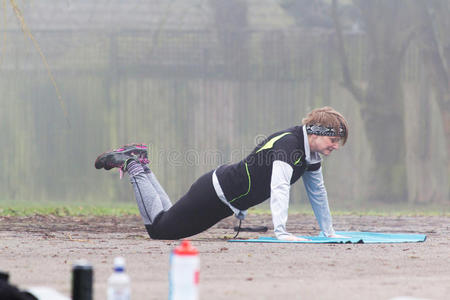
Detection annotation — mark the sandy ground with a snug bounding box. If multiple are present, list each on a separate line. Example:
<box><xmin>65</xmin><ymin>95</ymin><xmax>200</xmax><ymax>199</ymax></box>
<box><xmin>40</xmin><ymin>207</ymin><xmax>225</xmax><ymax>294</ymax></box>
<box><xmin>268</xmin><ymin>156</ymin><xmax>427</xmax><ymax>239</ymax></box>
<box><xmin>0</xmin><ymin>214</ymin><xmax>449</xmax><ymax>300</ymax></box>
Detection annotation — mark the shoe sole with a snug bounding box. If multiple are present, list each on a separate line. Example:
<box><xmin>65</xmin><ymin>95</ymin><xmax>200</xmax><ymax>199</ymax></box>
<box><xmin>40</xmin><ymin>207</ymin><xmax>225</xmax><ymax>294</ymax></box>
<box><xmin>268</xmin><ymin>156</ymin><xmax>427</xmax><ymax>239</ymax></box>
<box><xmin>95</xmin><ymin>143</ymin><xmax>147</xmax><ymax>170</ymax></box>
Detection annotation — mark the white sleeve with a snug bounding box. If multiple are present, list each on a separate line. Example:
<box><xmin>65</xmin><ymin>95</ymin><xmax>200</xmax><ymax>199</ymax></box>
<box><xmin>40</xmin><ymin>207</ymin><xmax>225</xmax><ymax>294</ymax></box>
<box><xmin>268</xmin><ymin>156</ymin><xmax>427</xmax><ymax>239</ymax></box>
<box><xmin>302</xmin><ymin>167</ymin><xmax>335</xmax><ymax>236</ymax></box>
<box><xmin>270</xmin><ymin>160</ymin><xmax>294</xmax><ymax>240</ymax></box>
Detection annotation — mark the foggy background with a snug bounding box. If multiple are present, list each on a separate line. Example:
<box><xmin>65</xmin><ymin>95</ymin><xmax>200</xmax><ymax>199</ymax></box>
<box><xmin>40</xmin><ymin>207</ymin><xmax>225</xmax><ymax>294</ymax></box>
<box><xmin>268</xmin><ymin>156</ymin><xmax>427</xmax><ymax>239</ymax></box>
<box><xmin>1</xmin><ymin>0</ymin><xmax>449</xmax><ymax>210</ymax></box>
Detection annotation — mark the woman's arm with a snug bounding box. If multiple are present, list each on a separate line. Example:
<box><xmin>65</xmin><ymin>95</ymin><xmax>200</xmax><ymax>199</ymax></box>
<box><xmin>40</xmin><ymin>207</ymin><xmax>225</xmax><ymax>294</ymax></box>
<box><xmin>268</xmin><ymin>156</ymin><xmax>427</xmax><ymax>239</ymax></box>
<box><xmin>270</xmin><ymin>160</ymin><xmax>293</xmax><ymax>239</ymax></box>
<box><xmin>302</xmin><ymin>167</ymin><xmax>336</xmax><ymax>237</ymax></box>
<box><xmin>270</xmin><ymin>161</ymin><xmax>309</xmax><ymax>241</ymax></box>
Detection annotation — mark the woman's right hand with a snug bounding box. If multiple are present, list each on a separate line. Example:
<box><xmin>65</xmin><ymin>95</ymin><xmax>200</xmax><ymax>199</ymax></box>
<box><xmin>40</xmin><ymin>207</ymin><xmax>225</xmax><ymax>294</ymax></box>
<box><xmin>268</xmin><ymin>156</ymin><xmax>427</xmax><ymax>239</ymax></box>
<box><xmin>277</xmin><ymin>234</ymin><xmax>311</xmax><ymax>242</ymax></box>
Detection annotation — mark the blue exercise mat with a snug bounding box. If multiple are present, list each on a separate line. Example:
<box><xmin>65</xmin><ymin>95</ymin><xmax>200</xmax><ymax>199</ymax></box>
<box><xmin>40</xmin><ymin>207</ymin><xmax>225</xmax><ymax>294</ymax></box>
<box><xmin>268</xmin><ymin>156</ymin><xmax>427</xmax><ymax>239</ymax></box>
<box><xmin>229</xmin><ymin>231</ymin><xmax>427</xmax><ymax>244</ymax></box>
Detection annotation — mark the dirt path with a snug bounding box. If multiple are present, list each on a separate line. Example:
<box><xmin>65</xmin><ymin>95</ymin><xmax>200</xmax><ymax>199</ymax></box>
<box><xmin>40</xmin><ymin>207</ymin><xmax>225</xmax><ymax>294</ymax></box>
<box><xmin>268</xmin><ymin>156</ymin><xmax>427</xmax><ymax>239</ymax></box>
<box><xmin>0</xmin><ymin>215</ymin><xmax>449</xmax><ymax>300</ymax></box>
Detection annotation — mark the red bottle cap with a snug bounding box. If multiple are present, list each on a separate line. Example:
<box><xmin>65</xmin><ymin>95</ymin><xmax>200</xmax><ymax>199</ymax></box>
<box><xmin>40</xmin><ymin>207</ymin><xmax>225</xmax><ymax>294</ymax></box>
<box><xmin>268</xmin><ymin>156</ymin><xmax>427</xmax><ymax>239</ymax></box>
<box><xmin>173</xmin><ymin>240</ymin><xmax>199</xmax><ymax>256</ymax></box>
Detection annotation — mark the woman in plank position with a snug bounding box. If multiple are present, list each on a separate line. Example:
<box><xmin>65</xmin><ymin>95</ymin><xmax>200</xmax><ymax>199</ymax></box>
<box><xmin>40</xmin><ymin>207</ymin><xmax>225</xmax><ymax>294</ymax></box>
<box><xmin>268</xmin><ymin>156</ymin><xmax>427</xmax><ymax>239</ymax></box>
<box><xmin>95</xmin><ymin>106</ymin><xmax>348</xmax><ymax>241</ymax></box>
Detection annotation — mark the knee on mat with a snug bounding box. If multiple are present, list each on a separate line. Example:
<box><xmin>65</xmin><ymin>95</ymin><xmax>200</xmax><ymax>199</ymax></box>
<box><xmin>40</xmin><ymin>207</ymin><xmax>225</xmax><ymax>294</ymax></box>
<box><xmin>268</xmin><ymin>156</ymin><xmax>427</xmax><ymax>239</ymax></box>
<box><xmin>145</xmin><ymin>224</ymin><xmax>171</xmax><ymax>240</ymax></box>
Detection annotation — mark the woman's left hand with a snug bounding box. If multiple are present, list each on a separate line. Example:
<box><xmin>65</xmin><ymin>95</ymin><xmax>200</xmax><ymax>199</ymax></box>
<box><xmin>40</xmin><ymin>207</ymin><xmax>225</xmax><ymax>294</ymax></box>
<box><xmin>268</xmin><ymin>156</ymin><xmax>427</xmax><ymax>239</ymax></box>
<box><xmin>277</xmin><ymin>234</ymin><xmax>311</xmax><ymax>241</ymax></box>
<box><xmin>328</xmin><ymin>234</ymin><xmax>350</xmax><ymax>238</ymax></box>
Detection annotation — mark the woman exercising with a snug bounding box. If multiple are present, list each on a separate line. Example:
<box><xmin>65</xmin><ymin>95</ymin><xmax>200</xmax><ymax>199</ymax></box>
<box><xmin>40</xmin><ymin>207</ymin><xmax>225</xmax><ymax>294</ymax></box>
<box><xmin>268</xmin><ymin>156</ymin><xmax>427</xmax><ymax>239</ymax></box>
<box><xmin>95</xmin><ymin>106</ymin><xmax>348</xmax><ymax>241</ymax></box>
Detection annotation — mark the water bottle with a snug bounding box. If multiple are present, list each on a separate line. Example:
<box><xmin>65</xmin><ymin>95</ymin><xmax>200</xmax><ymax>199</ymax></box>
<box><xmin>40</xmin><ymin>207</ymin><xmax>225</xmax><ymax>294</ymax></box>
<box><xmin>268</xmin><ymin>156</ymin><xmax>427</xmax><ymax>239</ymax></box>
<box><xmin>0</xmin><ymin>271</ymin><xmax>9</xmax><ymax>282</ymax></box>
<box><xmin>107</xmin><ymin>257</ymin><xmax>131</xmax><ymax>300</ymax></box>
<box><xmin>72</xmin><ymin>260</ymin><xmax>93</xmax><ymax>300</ymax></box>
<box><xmin>169</xmin><ymin>240</ymin><xmax>200</xmax><ymax>300</ymax></box>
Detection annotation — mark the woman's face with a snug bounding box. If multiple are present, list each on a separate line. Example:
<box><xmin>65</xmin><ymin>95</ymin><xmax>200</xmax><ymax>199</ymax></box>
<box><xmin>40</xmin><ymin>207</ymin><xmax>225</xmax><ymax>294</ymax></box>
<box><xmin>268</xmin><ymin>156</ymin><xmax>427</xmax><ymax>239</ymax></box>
<box><xmin>309</xmin><ymin>135</ymin><xmax>341</xmax><ymax>156</ymax></box>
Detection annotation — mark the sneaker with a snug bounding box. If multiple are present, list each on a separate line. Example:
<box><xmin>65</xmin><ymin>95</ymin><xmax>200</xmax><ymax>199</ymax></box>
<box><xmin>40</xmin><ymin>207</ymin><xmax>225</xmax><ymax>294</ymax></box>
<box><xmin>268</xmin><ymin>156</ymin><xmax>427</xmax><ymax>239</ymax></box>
<box><xmin>94</xmin><ymin>143</ymin><xmax>148</xmax><ymax>171</ymax></box>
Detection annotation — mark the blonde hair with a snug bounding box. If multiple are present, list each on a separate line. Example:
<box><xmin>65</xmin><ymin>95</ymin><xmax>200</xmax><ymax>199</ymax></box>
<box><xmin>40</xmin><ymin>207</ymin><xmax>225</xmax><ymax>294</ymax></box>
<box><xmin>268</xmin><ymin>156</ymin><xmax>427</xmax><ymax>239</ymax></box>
<box><xmin>302</xmin><ymin>106</ymin><xmax>349</xmax><ymax>145</ymax></box>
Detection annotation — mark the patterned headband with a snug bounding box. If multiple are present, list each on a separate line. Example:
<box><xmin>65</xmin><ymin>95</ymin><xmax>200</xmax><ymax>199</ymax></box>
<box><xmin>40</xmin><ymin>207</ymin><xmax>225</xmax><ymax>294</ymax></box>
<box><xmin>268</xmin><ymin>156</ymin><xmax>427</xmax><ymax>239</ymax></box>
<box><xmin>306</xmin><ymin>124</ymin><xmax>346</xmax><ymax>137</ymax></box>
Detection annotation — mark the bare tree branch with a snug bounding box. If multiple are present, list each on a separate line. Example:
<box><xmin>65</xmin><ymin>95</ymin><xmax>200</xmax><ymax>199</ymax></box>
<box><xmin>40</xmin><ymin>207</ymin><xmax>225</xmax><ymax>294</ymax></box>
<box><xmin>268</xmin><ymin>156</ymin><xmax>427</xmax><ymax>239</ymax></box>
<box><xmin>9</xmin><ymin>0</ymin><xmax>71</xmax><ymax>127</ymax></box>
<box><xmin>421</xmin><ymin>1</ymin><xmax>450</xmax><ymax>102</ymax></box>
<box><xmin>398</xmin><ymin>27</ymin><xmax>416</xmax><ymax>62</ymax></box>
<box><xmin>331</xmin><ymin>0</ymin><xmax>364</xmax><ymax>103</ymax></box>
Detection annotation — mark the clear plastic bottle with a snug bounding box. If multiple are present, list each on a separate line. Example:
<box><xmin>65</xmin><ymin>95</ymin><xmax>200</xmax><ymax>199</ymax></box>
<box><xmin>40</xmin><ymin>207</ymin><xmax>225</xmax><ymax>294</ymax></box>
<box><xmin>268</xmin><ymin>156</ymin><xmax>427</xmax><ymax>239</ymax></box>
<box><xmin>107</xmin><ymin>257</ymin><xmax>131</xmax><ymax>300</ymax></box>
<box><xmin>169</xmin><ymin>240</ymin><xmax>200</xmax><ymax>300</ymax></box>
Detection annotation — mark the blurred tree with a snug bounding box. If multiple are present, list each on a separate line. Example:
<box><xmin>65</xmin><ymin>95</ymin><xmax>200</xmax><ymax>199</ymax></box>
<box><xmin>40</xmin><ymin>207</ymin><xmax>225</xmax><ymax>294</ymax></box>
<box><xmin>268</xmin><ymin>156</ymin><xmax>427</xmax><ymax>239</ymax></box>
<box><xmin>209</xmin><ymin>0</ymin><xmax>249</xmax><ymax>78</ymax></box>
<box><xmin>407</xmin><ymin>0</ymin><xmax>450</xmax><ymax>203</ymax></box>
<box><xmin>332</xmin><ymin>0</ymin><xmax>450</xmax><ymax>203</ymax></box>
<box><xmin>418</xmin><ymin>1</ymin><xmax>450</xmax><ymax>166</ymax></box>
<box><xmin>209</xmin><ymin>0</ymin><xmax>249</xmax><ymax>159</ymax></box>
<box><xmin>332</xmin><ymin>0</ymin><xmax>420</xmax><ymax>202</ymax></box>
<box><xmin>280</xmin><ymin>0</ymin><xmax>334</xmax><ymax>29</ymax></box>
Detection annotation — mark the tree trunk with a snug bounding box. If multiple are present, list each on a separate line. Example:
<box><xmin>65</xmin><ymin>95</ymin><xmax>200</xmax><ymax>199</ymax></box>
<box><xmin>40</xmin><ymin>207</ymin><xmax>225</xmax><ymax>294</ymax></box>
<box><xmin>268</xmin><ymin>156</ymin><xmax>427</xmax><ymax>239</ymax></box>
<box><xmin>361</xmin><ymin>55</ymin><xmax>407</xmax><ymax>202</ymax></box>
<box><xmin>333</xmin><ymin>0</ymin><xmax>413</xmax><ymax>202</ymax></box>
<box><xmin>419</xmin><ymin>1</ymin><xmax>450</xmax><ymax>179</ymax></box>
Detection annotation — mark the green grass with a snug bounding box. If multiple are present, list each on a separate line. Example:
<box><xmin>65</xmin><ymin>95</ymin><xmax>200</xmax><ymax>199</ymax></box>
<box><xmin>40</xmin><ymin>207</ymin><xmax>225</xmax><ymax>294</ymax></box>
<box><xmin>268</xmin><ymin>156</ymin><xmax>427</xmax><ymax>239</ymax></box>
<box><xmin>0</xmin><ymin>203</ymin><xmax>448</xmax><ymax>217</ymax></box>
<box><xmin>0</xmin><ymin>203</ymin><xmax>139</xmax><ymax>217</ymax></box>
<box><xmin>248</xmin><ymin>205</ymin><xmax>450</xmax><ymax>217</ymax></box>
